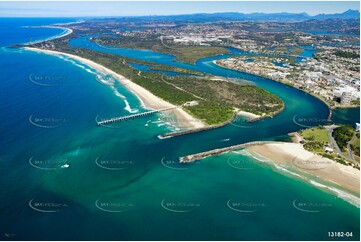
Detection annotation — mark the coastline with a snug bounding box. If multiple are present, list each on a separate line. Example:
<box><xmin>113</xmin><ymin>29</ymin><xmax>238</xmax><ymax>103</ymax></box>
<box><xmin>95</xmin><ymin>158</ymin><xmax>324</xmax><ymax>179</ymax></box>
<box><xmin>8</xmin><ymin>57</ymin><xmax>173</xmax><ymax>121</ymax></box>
<box><xmin>236</xmin><ymin>110</ymin><xmax>260</xmax><ymax>119</ymax></box>
<box><xmin>23</xmin><ymin>47</ymin><xmax>205</xmax><ymax>129</ymax></box>
<box><xmin>178</xmin><ymin>138</ymin><xmax>360</xmax><ymax>206</ymax></box>
<box><xmin>247</xmin><ymin>142</ymin><xmax>360</xmax><ymax>205</ymax></box>
<box><xmin>27</xmin><ymin>26</ymin><xmax>73</xmax><ymax>45</ymax></box>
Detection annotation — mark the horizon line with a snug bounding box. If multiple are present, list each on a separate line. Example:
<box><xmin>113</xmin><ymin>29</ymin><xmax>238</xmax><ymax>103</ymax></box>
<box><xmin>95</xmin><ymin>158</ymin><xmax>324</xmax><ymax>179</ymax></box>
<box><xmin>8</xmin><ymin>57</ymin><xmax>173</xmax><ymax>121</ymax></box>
<box><xmin>0</xmin><ymin>8</ymin><xmax>359</xmax><ymax>18</ymax></box>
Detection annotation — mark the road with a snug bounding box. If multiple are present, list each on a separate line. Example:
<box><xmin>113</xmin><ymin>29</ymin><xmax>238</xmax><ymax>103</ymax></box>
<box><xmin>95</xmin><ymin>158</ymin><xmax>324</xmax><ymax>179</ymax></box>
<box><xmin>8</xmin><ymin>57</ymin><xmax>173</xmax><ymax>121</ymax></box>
<box><xmin>347</xmin><ymin>134</ymin><xmax>357</xmax><ymax>161</ymax></box>
<box><xmin>325</xmin><ymin>125</ymin><xmax>342</xmax><ymax>155</ymax></box>
<box><xmin>325</xmin><ymin>125</ymin><xmax>357</xmax><ymax>164</ymax></box>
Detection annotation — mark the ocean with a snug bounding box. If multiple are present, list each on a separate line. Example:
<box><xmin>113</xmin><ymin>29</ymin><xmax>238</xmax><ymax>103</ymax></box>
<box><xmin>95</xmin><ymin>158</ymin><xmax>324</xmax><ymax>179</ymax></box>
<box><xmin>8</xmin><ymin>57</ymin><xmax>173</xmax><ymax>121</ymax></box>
<box><xmin>0</xmin><ymin>18</ymin><xmax>359</xmax><ymax>241</ymax></box>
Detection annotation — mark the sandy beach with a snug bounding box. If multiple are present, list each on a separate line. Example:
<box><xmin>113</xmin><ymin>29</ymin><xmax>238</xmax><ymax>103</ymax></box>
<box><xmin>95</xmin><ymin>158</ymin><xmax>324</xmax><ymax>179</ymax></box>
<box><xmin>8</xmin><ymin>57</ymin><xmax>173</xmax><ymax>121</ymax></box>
<box><xmin>28</xmin><ymin>26</ymin><xmax>73</xmax><ymax>45</ymax></box>
<box><xmin>247</xmin><ymin>142</ymin><xmax>360</xmax><ymax>197</ymax></box>
<box><xmin>24</xmin><ymin>47</ymin><xmax>205</xmax><ymax>129</ymax></box>
<box><xmin>236</xmin><ymin>110</ymin><xmax>261</xmax><ymax>119</ymax></box>
<box><xmin>47</xmin><ymin>26</ymin><xmax>73</xmax><ymax>40</ymax></box>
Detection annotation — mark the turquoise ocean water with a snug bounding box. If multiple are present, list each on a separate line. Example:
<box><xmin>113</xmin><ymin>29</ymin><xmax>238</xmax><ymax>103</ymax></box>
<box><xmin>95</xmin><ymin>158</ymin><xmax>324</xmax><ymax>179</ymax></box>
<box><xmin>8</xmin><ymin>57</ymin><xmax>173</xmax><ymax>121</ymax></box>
<box><xmin>0</xmin><ymin>18</ymin><xmax>359</xmax><ymax>240</ymax></box>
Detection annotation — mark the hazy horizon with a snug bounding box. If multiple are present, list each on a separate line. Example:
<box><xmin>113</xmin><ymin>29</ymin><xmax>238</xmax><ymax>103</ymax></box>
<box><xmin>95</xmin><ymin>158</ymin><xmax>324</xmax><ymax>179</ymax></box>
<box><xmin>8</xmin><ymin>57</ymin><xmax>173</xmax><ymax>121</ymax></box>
<box><xmin>0</xmin><ymin>1</ymin><xmax>359</xmax><ymax>17</ymax></box>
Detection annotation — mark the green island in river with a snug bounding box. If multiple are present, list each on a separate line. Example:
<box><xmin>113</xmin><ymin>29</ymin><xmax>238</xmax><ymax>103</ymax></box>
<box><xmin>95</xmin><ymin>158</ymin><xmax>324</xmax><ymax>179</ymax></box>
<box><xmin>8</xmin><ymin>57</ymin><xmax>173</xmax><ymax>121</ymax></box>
<box><xmin>93</xmin><ymin>33</ymin><xmax>231</xmax><ymax>64</ymax></box>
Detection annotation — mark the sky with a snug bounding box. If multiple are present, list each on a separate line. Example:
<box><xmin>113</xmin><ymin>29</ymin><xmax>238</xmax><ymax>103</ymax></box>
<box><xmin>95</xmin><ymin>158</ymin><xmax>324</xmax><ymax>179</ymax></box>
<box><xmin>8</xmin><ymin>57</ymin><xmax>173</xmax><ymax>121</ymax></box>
<box><xmin>0</xmin><ymin>1</ymin><xmax>359</xmax><ymax>17</ymax></box>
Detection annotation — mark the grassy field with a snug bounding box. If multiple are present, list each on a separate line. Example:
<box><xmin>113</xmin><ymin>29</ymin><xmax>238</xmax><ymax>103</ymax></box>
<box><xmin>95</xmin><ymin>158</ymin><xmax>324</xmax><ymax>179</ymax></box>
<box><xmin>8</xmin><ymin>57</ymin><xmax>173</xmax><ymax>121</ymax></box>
<box><xmin>299</xmin><ymin>127</ymin><xmax>330</xmax><ymax>143</ymax></box>
<box><xmin>299</xmin><ymin>126</ymin><xmax>359</xmax><ymax>167</ymax></box>
<box><xmin>153</xmin><ymin>45</ymin><xmax>230</xmax><ymax>64</ymax></box>
<box><xmin>299</xmin><ymin>126</ymin><xmax>330</xmax><ymax>153</ymax></box>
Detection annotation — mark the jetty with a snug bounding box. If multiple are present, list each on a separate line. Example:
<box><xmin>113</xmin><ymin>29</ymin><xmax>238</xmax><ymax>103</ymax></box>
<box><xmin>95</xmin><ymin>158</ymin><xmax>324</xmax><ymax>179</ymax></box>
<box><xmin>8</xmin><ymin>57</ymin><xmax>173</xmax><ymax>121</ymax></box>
<box><xmin>97</xmin><ymin>106</ymin><xmax>178</xmax><ymax>125</ymax></box>
<box><xmin>327</xmin><ymin>109</ymin><xmax>333</xmax><ymax>121</ymax></box>
<box><xmin>179</xmin><ymin>141</ymin><xmax>281</xmax><ymax>163</ymax></box>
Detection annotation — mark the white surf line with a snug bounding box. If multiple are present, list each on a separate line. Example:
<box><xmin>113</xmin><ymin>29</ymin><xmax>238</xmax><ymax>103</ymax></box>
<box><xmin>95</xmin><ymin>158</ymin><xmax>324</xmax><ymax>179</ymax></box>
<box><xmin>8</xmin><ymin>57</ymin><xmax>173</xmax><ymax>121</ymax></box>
<box><xmin>25</xmin><ymin>26</ymin><xmax>73</xmax><ymax>45</ymax></box>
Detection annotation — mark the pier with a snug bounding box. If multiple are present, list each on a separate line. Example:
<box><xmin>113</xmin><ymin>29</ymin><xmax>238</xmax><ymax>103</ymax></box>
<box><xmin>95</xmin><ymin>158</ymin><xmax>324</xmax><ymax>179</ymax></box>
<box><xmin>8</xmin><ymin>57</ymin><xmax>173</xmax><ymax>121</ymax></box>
<box><xmin>97</xmin><ymin>106</ymin><xmax>178</xmax><ymax>125</ymax></box>
<box><xmin>179</xmin><ymin>141</ymin><xmax>282</xmax><ymax>163</ymax></box>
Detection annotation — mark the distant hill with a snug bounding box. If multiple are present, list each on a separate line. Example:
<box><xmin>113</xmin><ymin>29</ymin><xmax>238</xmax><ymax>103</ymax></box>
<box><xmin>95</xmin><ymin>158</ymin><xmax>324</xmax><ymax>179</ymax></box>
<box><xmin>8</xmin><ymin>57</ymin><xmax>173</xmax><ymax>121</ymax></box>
<box><xmin>115</xmin><ymin>9</ymin><xmax>360</xmax><ymax>22</ymax></box>
<box><xmin>314</xmin><ymin>9</ymin><xmax>360</xmax><ymax>20</ymax></box>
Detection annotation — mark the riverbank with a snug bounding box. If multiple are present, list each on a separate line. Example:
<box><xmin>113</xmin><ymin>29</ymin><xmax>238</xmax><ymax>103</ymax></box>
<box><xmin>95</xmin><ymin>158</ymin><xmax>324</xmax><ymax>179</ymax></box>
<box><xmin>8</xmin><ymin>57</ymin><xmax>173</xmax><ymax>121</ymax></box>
<box><xmin>236</xmin><ymin>110</ymin><xmax>260</xmax><ymax>119</ymax></box>
<box><xmin>23</xmin><ymin>47</ymin><xmax>205</xmax><ymax>129</ymax></box>
<box><xmin>215</xmin><ymin>57</ymin><xmax>359</xmax><ymax>113</ymax></box>
<box><xmin>247</xmin><ymin>142</ymin><xmax>360</xmax><ymax>200</ymax></box>
<box><xmin>213</xmin><ymin>60</ymin><xmax>334</xmax><ymax>120</ymax></box>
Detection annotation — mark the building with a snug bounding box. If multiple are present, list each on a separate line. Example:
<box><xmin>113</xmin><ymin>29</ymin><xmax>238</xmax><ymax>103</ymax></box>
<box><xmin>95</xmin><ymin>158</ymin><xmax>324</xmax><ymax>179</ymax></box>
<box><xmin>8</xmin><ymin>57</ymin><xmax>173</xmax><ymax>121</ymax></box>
<box><xmin>340</xmin><ymin>92</ymin><xmax>352</xmax><ymax>105</ymax></box>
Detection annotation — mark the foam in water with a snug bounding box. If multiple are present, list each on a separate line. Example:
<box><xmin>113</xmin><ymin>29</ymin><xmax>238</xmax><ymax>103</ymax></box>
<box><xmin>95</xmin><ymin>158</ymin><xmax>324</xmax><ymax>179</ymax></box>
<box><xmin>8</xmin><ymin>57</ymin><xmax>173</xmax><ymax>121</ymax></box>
<box><xmin>273</xmin><ymin>163</ymin><xmax>304</xmax><ymax>179</ymax></box>
<box><xmin>248</xmin><ymin>149</ymin><xmax>360</xmax><ymax>208</ymax></box>
<box><xmin>309</xmin><ymin>180</ymin><xmax>360</xmax><ymax>208</ymax></box>
<box><xmin>58</xmin><ymin>55</ymin><xmax>139</xmax><ymax>114</ymax></box>
<box><xmin>23</xmin><ymin>26</ymin><xmax>72</xmax><ymax>45</ymax></box>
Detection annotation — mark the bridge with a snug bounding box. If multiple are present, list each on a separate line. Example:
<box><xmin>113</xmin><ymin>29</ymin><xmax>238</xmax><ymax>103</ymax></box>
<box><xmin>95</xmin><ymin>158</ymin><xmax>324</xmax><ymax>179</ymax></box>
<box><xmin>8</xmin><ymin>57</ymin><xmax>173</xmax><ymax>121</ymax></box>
<box><xmin>97</xmin><ymin>106</ymin><xmax>178</xmax><ymax>126</ymax></box>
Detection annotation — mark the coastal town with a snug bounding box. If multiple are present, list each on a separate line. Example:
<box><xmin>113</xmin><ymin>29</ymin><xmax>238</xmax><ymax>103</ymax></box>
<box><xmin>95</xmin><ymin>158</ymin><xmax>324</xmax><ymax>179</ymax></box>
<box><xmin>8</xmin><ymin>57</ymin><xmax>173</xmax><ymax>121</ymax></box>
<box><xmin>216</xmin><ymin>44</ymin><xmax>360</xmax><ymax>107</ymax></box>
<box><xmin>62</xmin><ymin>16</ymin><xmax>360</xmax><ymax>108</ymax></box>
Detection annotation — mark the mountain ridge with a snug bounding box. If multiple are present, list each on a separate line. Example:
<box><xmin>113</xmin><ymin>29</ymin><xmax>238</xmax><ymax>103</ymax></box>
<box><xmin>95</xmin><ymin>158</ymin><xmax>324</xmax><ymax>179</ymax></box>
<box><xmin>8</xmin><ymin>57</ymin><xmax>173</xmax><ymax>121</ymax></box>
<box><xmin>113</xmin><ymin>9</ymin><xmax>360</xmax><ymax>22</ymax></box>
